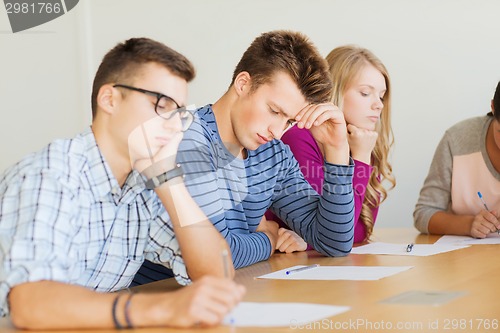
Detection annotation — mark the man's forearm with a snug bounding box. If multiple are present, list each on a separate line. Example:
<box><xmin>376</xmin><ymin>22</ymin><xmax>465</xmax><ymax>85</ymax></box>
<box><xmin>155</xmin><ymin>178</ymin><xmax>234</xmax><ymax>280</ymax></box>
<box><xmin>9</xmin><ymin>281</ymin><xmax>123</xmax><ymax>329</ymax></box>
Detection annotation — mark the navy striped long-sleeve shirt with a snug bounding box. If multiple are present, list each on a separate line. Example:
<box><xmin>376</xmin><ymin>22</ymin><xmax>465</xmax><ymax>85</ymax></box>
<box><xmin>177</xmin><ymin>105</ymin><xmax>355</xmax><ymax>269</ymax></box>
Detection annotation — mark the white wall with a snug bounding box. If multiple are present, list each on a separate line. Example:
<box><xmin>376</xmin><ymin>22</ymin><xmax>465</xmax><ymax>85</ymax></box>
<box><xmin>1</xmin><ymin>0</ymin><xmax>499</xmax><ymax>228</ymax></box>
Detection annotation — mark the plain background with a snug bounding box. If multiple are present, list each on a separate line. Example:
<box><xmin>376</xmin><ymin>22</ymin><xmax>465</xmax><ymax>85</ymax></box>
<box><xmin>1</xmin><ymin>0</ymin><xmax>499</xmax><ymax>229</ymax></box>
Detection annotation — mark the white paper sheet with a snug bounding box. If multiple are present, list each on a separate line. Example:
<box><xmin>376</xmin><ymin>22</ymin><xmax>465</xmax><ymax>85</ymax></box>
<box><xmin>257</xmin><ymin>265</ymin><xmax>413</xmax><ymax>281</ymax></box>
<box><xmin>222</xmin><ymin>302</ymin><xmax>350</xmax><ymax>327</ymax></box>
<box><xmin>435</xmin><ymin>233</ymin><xmax>500</xmax><ymax>245</ymax></box>
<box><xmin>350</xmin><ymin>242</ymin><xmax>469</xmax><ymax>256</ymax></box>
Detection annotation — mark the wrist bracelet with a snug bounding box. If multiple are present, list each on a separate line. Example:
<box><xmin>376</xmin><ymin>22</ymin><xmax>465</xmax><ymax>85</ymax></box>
<box><xmin>145</xmin><ymin>164</ymin><xmax>184</xmax><ymax>189</ymax></box>
<box><xmin>124</xmin><ymin>293</ymin><xmax>134</xmax><ymax>329</ymax></box>
<box><xmin>112</xmin><ymin>294</ymin><xmax>124</xmax><ymax>329</ymax></box>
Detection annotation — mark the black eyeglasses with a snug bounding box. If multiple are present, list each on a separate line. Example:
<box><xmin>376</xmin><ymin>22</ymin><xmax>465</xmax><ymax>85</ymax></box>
<box><xmin>113</xmin><ymin>84</ymin><xmax>194</xmax><ymax>131</ymax></box>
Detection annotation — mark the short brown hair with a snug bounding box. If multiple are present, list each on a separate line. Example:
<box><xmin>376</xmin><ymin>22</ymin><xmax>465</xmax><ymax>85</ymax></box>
<box><xmin>230</xmin><ymin>30</ymin><xmax>332</xmax><ymax>103</ymax></box>
<box><xmin>91</xmin><ymin>37</ymin><xmax>195</xmax><ymax>119</ymax></box>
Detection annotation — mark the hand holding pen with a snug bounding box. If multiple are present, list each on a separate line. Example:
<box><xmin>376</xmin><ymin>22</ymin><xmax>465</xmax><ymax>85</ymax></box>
<box><xmin>473</xmin><ymin>192</ymin><xmax>500</xmax><ymax>237</ymax></box>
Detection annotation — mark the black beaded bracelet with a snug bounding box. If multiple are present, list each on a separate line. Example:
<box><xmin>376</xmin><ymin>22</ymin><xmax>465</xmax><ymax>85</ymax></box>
<box><xmin>111</xmin><ymin>294</ymin><xmax>124</xmax><ymax>329</ymax></box>
<box><xmin>124</xmin><ymin>293</ymin><xmax>134</xmax><ymax>329</ymax></box>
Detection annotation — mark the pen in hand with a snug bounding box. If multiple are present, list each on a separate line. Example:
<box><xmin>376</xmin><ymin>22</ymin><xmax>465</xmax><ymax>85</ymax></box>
<box><xmin>285</xmin><ymin>264</ymin><xmax>320</xmax><ymax>275</ymax></box>
<box><xmin>477</xmin><ymin>191</ymin><xmax>499</xmax><ymax>235</ymax></box>
<box><xmin>221</xmin><ymin>248</ymin><xmax>230</xmax><ymax>279</ymax></box>
<box><xmin>221</xmin><ymin>247</ymin><xmax>235</xmax><ymax>325</ymax></box>
<box><xmin>478</xmin><ymin>191</ymin><xmax>490</xmax><ymax>211</ymax></box>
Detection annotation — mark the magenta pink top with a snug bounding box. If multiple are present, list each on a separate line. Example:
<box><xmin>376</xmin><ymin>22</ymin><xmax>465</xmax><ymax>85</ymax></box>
<box><xmin>266</xmin><ymin>126</ymin><xmax>379</xmax><ymax>245</ymax></box>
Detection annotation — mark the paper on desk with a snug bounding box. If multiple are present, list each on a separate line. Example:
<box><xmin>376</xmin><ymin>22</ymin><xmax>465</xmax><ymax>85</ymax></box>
<box><xmin>435</xmin><ymin>233</ymin><xmax>500</xmax><ymax>245</ymax></box>
<box><xmin>257</xmin><ymin>265</ymin><xmax>413</xmax><ymax>281</ymax></box>
<box><xmin>222</xmin><ymin>302</ymin><xmax>350</xmax><ymax>327</ymax></box>
<box><xmin>351</xmin><ymin>242</ymin><xmax>469</xmax><ymax>256</ymax></box>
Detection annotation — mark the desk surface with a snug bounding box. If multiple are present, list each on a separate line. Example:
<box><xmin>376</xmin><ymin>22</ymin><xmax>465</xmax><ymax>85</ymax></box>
<box><xmin>1</xmin><ymin>228</ymin><xmax>499</xmax><ymax>332</ymax></box>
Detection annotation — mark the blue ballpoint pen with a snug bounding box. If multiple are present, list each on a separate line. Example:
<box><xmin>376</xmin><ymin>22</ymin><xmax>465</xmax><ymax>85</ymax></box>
<box><xmin>477</xmin><ymin>192</ymin><xmax>499</xmax><ymax>235</ymax></box>
<box><xmin>221</xmin><ymin>247</ymin><xmax>235</xmax><ymax>326</ymax></box>
<box><xmin>285</xmin><ymin>264</ymin><xmax>320</xmax><ymax>275</ymax></box>
<box><xmin>406</xmin><ymin>243</ymin><xmax>414</xmax><ymax>252</ymax></box>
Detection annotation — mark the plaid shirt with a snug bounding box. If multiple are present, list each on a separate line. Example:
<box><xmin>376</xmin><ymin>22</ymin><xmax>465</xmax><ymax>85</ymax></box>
<box><xmin>0</xmin><ymin>127</ymin><xmax>188</xmax><ymax>316</ymax></box>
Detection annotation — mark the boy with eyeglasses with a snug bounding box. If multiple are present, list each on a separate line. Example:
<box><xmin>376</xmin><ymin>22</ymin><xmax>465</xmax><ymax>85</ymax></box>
<box><xmin>134</xmin><ymin>30</ymin><xmax>355</xmax><ymax>284</ymax></box>
<box><xmin>0</xmin><ymin>37</ymin><xmax>244</xmax><ymax>329</ymax></box>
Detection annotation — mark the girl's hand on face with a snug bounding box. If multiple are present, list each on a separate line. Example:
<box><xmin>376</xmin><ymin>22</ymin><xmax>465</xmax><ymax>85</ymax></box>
<box><xmin>347</xmin><ymin>124</ymin><xmax>378</xmax><ymax>164</ymax></box>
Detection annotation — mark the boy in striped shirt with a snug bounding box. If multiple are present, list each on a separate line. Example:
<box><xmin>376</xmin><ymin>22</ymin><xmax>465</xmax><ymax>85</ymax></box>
<box><xmin>134</xmin><ymin>30</ymin><xmax>355</xmax><ymax>284</ymax></box>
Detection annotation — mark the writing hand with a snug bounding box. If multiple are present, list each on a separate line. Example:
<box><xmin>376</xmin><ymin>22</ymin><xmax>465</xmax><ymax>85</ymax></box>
<box><xmin>157</xmin><ymin>276</ymin><xmax>245</xmax><ymax>328</ymax></box>
<box><xmin>470</xmin><ymin>210</ymin><xmax>500</xmax><ymax>238</ymax></box>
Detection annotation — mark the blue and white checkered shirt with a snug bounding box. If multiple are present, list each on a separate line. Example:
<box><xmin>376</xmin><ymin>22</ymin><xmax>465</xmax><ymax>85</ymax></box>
<box><xmin>0</xmin><ymin>127</ymin><xmax>188</xmax><ymax>316</ymax></box>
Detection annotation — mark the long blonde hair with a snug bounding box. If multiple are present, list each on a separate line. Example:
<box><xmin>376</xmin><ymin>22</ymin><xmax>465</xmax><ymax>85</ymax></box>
<box><xmin>325</xmin><ymin>45</ymin><xmax>396</xmax><ymax>241</ymax></box>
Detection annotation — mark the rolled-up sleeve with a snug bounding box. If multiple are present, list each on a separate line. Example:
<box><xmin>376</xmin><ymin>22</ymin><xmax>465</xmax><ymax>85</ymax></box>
<box><xmin>0</xmin><ymin>170</ymin><xmax>76</xmax><ymax>316</ymax></box>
